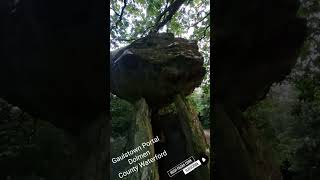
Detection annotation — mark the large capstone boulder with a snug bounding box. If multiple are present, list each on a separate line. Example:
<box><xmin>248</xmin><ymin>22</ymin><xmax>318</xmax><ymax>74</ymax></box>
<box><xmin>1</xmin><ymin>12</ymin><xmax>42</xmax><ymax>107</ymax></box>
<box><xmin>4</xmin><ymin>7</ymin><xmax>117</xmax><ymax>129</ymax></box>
<box><xmin>111</xmin><ymin>33</ymin><xmax>206</xmax><ymax>108</ymax></box>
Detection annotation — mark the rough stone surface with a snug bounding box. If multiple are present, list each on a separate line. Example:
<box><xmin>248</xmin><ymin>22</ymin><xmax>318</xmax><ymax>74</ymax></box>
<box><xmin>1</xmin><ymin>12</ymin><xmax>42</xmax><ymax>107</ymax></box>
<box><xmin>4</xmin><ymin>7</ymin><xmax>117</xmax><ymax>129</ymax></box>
<box><xmin>0</xmin><ymin>98</ymin><xmax>76</xmax><ymax>180</ymax></box>
<box><xmin>174</xmin><ymin>95</ymin><xmax>210</xmax><ymax>180</ymax></box>
<box><xmin>111</xmin><ymin>33</ymin><xmax>206</xmax><ymax>108</ymax></box>
<box><xmin>129</xmin><ymin>98</ymin><xmax>159</xmax><ymax>180</ymax></box>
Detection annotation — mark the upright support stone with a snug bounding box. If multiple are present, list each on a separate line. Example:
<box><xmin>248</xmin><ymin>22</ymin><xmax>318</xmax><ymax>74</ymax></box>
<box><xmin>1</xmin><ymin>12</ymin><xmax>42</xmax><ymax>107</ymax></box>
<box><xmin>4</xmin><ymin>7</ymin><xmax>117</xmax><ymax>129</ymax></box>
<box><xmin>174</xmin><ymin>94</ymin><xmax>210</xmax><ymax>180</ymax></box>
<box><xmin>214</xmin><ymin>102</ymin><xmax>283</xmax><ymax>180</ymax></box>
<box><xmin>71</xmin><ymin>113</ymin><xmax>108</xmax><ymax>180</ymax></box>
<box><xmin>214</xmin><ymin>103</ymin><xmax>255</xmax><ymax>180</ymax></box>
<box><xmin>130</xmin><ymin>98</ymin><xmax>159</xmax><ymax>180</ymax></box>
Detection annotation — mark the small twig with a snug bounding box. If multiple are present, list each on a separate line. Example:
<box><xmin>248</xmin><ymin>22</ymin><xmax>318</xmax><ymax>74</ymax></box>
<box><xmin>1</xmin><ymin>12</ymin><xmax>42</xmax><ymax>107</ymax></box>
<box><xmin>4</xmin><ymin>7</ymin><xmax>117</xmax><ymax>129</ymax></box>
<box><xmin>141</xmin><ymin>25</ymin><xmax>155</xmax><ymax>37</ymax></box>
<box><xmin>111</xmin><ymin>0</ymin><xmax>128</xmax><ymax>30</ymax></box>
<box><xmin>196</xmin><ymin>9</ymin><xmax>205</xmax><ymax>18</ymax></box>
<box><xmin>111</xmin><ymin>7</ymin><xmax>120</xmax><ymax>16</ymax></box>
<box><xmin>192</xmin><ymin>13</ymin><xmax>210</xmax><ymax>27</ymax></box>
<box><xmin>198</xmin><ymin>25</ymin><xmax>210</xmax><ymax>41</ymax></box>
<box><xmin>164</xmin><ymin>0</ymin><xmax>170</xmax><ymax>11</ymax></box>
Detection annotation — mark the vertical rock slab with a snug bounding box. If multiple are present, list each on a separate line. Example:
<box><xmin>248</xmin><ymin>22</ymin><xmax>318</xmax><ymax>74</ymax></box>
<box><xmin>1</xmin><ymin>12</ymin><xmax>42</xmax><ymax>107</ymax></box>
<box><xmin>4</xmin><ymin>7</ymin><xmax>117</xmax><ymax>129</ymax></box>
<box><xmin>130</xmin><ymin>98</ymin><xmax>159</xmax><ymax>180</ymax></box>
<box><xmin>214</xmin><ymin>102</ymin><xmax>283</xmax><ymax>180</ymax></box>
<box><xmin>71</xmin><ymin>113</ymin><xmax>108</xmax><ymax>180</ymax></box>
<box><xmin>214</xmin><ymin>103</ymin><xmax>256</xmax><ymax>180</ymax></box>
<box><xmin>174</xmin><ymin>94</ymin><xmax>210</xmax><ymax>180</ymax></box>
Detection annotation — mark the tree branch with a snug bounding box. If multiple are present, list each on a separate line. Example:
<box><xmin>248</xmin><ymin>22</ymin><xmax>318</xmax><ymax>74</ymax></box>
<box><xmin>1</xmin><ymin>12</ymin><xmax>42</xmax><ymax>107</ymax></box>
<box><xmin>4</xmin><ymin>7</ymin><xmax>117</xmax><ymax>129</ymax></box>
<box><xmin>192</xmin><ymin>13</ymin><xmax>210</xmax><ymax>27</ymax></box>
<box><xmin>111</xmin><ymin>0</ymin><xmax>128</xmax><ymax>31</ymax></box>
<box><xmin>115</xmin><ymin>37</ymin><xmax>138</xmax><ymax>42</ymax></box>
<box><xmin>150</xmin><ymin>0</ymin><xmax>186</xmax><ymax>34</ymax></box>
<box><xmin>165</xmin><ymin>0</ymin><xmax>170</xmax><ymax>9</ymax></box>
<box><xmin>198</xmin><ymin>25</ymin><xmax>210</xmax><ymax>41</ymax></box>
<box><xmin>142</xmin><ymin>25</ymin><xmax>155</xmax><ymax>37</ymax></box>
<box><xmin>111</xmin><ymin>7</ymin><xmax>120</xmax><ymax>17</ymax></box>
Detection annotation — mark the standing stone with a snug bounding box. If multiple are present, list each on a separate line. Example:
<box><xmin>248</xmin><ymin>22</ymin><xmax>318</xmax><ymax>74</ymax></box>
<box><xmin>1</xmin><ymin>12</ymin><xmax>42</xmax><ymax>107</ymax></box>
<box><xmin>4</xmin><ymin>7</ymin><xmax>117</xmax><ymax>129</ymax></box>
<box><xmin>174</xmin><ymin>94</ymin><xmax>210</xmax><ymax>180</ymax></box>
<box><xmin>129</xmin><ymin>98</ymin><xmax>159</xmax><ymax>180</ymax></box>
